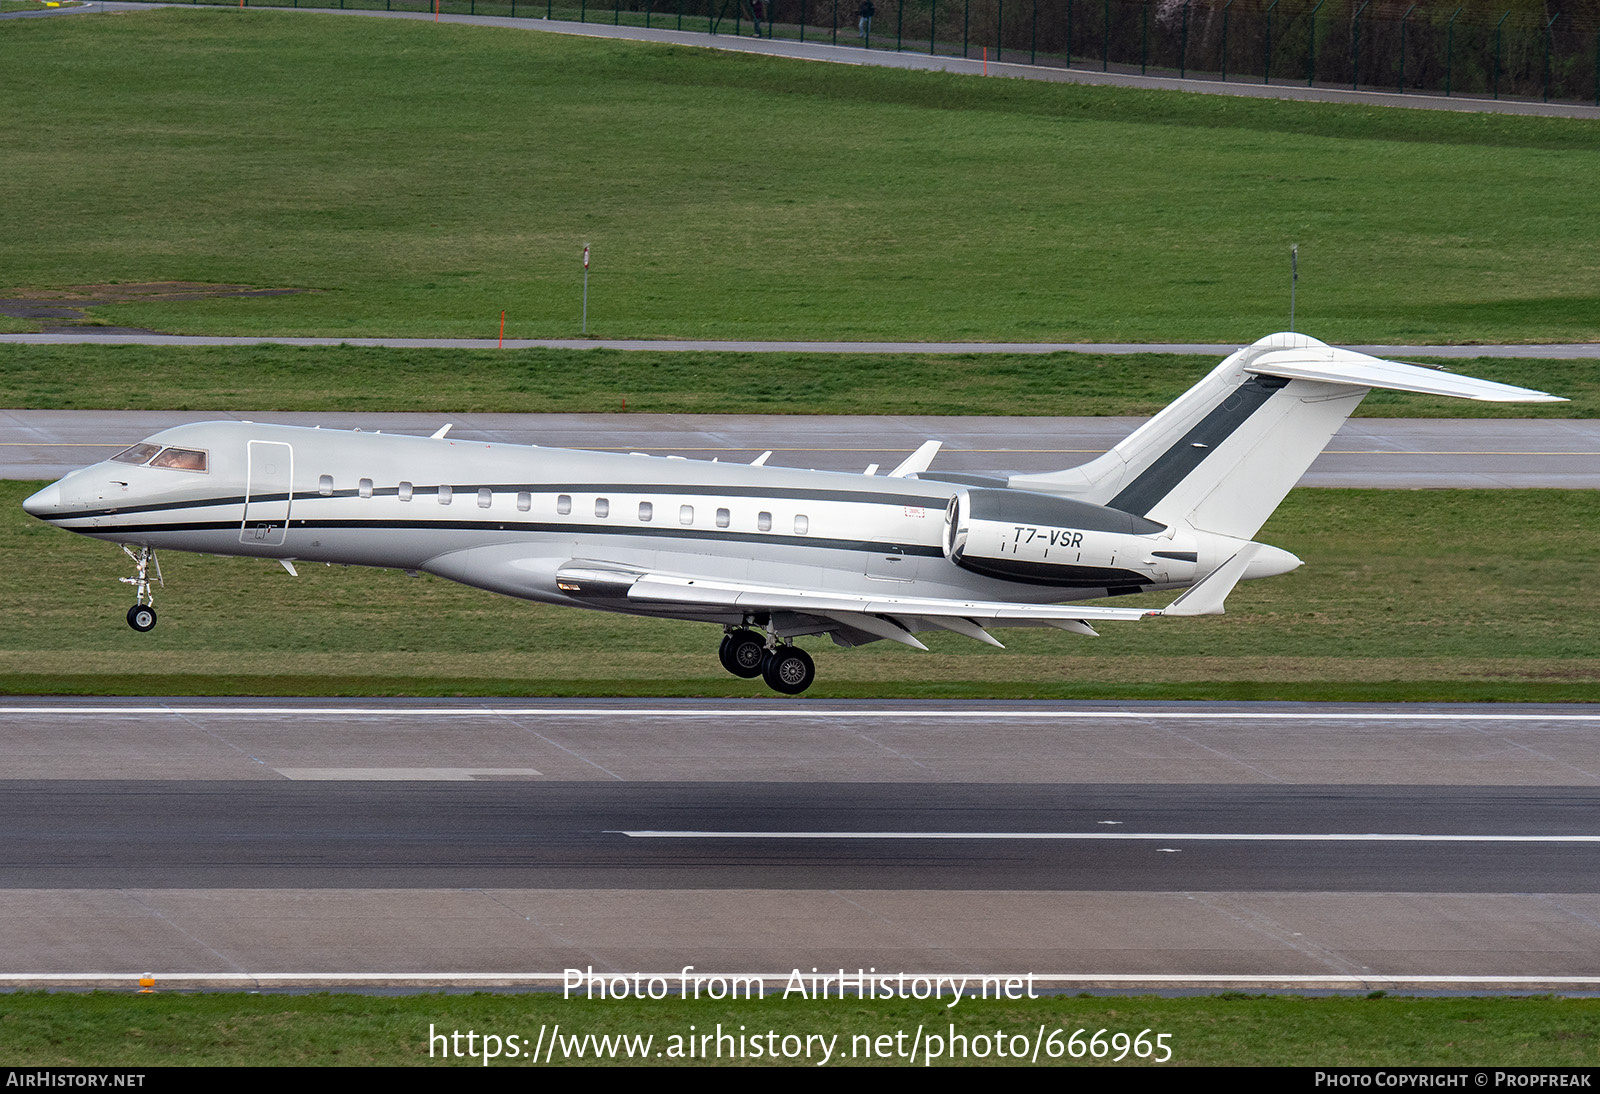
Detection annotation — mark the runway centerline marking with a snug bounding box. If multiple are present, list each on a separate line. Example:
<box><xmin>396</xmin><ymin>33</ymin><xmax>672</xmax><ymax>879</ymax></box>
<box><xmin>615</xmin><ymin>830</ymin><xmax>1600</xmax><ymax>843</ymax></box>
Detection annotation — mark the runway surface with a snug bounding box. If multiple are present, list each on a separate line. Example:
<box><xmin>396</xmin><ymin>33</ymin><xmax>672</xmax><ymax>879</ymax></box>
<box><xmin>6</xmin><ymin>699</ymin><xmax>1600</xmax><ymax>990</ymax></box>
<box><xmin>5</xmin><ymin>410</ymin><xmax>1597</xmax><ymax>487</ymax></box>
<box><xmin>13</xmin><ymin>3</ymin><xmax>1598</xmax><ymax>119</ymax></box>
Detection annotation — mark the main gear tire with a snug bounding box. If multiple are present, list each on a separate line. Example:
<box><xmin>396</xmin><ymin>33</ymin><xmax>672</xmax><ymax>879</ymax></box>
<box><xmin>760</xmin><ymin>645</ymin><xmax>815</xmax><ymax>694</ymax></box>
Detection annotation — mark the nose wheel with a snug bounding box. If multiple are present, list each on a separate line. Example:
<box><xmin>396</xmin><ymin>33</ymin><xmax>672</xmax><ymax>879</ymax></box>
<box><xmin>119</xmin><ymin>545</ymin><xmax>163</xmax><ymax>631</ymax></box>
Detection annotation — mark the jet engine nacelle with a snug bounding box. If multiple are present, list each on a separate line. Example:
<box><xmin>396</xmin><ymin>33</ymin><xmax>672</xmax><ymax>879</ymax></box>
<box><xmin>943</xmin><ymin>487</ymin><xmax>1197</xmax><ymax>589</ymax></box>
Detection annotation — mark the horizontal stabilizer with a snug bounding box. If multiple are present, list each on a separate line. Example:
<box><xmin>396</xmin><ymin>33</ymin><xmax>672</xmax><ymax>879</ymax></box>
<box><xmin>1244</xmin><ymin>342</ymin><xmax>1565</xmax><ymax>403</ymax></box>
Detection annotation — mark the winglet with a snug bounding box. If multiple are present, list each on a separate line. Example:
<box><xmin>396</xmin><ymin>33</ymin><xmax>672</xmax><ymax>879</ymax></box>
<box><xmin>430</xmin><ymin>423</ymin><xmax>453</xmax><ymax>440</ymax></box>
<box><xmin>1159</xmin><ymin>544</ymin><xmax>1261</xmax><ymax>616</ymax></box>
<box><xmin>888</xmin><ymin>440</ymin><xmax>942</xmax><ymax>478</ymax></box>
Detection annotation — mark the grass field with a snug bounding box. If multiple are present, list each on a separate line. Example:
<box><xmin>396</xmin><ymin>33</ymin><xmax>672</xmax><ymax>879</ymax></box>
<box><xmin>0</xmin><ymin>343</ymin><xmax>1591</xmax><ymax>415</ymax></box>
<box><xmin>6</xmin><ymin>481</ymin><xmax>1596</xmax><ymax>700</ymax></box>
<box><xmin>4</xmin><ymin>9</ymin><xmax>1600</xmax><ymax>343</ymax></box>
<box><xmin>4</xmin><ymin>990</ymin><xmax>1598</xmax><ymax>1066</ymax></box>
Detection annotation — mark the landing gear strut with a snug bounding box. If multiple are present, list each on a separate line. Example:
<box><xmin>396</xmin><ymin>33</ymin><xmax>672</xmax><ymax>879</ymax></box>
<box><xmin>119</xmin><ymin>545</ymin><xmax>162</xmax><ymax>632</ymax></box>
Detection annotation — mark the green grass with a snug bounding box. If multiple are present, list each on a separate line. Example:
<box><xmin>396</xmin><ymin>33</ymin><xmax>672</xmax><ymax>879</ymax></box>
<box><xmin>5</xmin><ymin>481</ymin><xmax>1596</xmax><ymax>699</ymax></box>
<box><xmin>4</xmin><ymin>9</ymin><xmax>1600</xmax><ymax>343</ymax></box>
<box><xmin>0</xmin><ymin>343</ymin><xmax>1589</xmax><ymax>415</ymax></box>
<box><xmin>4</xmin><ymin>991</ymin><xmax>1598</xmax><ymax>1065</ymax></box>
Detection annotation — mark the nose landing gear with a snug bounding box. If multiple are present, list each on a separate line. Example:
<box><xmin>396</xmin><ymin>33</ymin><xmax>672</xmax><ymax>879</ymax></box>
<box><xmin>119</xmin><ymin>545</ymin><xmax>162</xmax><ymax>632</ymax></box>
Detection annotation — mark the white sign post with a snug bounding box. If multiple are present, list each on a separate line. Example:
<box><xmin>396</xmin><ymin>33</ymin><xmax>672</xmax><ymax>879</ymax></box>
<box><xmin>582</xmin><ymin>244</ymin><xmax>590</xmax><ymax>335</ymax></box>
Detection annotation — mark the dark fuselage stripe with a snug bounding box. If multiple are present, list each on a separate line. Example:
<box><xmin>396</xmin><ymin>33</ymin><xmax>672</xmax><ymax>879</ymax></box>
<box><xmin>38</xmin><ymin>482</ymin><xmax>951</xmax><ymax>523</ymax></box>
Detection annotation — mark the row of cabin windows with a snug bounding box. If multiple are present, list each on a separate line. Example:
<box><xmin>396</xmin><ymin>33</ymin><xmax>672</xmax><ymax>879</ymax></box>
<box><xmin>315</xmin><ymin>479</ymin><xmax>808</xmax><ymax>533</ymax></box>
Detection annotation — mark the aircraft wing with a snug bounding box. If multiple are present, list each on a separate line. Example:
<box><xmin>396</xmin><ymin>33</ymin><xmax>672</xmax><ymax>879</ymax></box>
<box><xmin>555</xmin><ymin>546</ymin><xmax>1257</xmax><ymax>650</ymax></box>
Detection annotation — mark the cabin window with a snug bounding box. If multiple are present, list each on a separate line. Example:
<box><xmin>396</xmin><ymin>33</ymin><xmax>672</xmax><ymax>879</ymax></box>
<box><xmin>438</xmin><ymin>485</ymin><xmax>453</xmax><ymax>505</ymax></box>
<box><xmin>679</xmin><ymin>505</ymin><xmax>694</xmax><ymax>525</ymax></box>
<box><xmin>794</xmin><ymin>514</ymin><xmax>809</xmax><ymax>535</ymax></box>
<box><xmin>318</xmin><ymin>475</ymin><xmax>334</xmax><ymax>497</ymax></box>
<box><xmin>716</xmin><ymin>508</ymin><xmax>730</xmax><ymax>529</ymax></box>
<box><xmin>359</xmin><ymin>478</ymin><xmax>373</xmax><ymax>499</ymax></box>
<box><xmin>478</xmin><ymin>488</ymin><xmax>493</xmax><ymax>509</ymax></box>
<box><xmin>398</xmin><ymin>481</ymin><xmax>413</xmax><ymax>502</ymax></box>
<box><xmin>149</xmin><ymin>447</ymin><xmax>208</xmax><ymax>473</ymax></box>
<box><xmin>758</xmin><ymin>511</ymin><xmax>772</xmax><ymax>532</ymax></box>
<box><xmin>638</xmin><ymin>501</ymin><xmax>653</xmax><ymax>522</ymax></box>
<box><xmin>110</xmin><ymin>443</ymin><xmax>161</xmax><ymax>466</ymax></box>
<box><xmin>518</xmin><ymin>492</ymin><xmax>532</xmax><ymax>512</ymax></box>
<box><xmin>556</xmin><ymin>494</ymin><xmax>571</xmax><ymax>515</ymax></box>
<box><xmin>595</xmin><ymin>498</ymin><xmax>609</xmax><ymax>518</ymax></box>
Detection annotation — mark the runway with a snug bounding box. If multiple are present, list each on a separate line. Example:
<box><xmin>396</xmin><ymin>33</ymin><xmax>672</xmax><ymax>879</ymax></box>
<box><xmin>5</xmin><ymin>699</ymin><xmax>1600</xmax><ymax>990</ymax></box>
<box><xmin>5</xmin><ymin>410</ymin><xmax>1598</xmax><ymax>487</ymax></box>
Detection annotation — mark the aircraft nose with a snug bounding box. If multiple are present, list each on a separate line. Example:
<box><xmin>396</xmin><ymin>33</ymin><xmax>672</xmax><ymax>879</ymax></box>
<box><xmin>22</xmin><ymin>482</ymin><xmax>62</xmax><ymax>519</ymax></box>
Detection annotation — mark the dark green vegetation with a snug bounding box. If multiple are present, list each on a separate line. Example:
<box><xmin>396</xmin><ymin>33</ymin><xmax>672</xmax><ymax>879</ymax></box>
<box><xmin>4</xmin><ymin>990</ymin><xmax>1598</xmax><ymax>1065</ymax></box>
<box><xmin>0</xmin><ymin>343</ymin><xmax>1590</xmax><ymax>415</ymax></box>
<box><xmin>5</xmin><ymin>481</ymin><xmax>1595</xmax><ymax>699</ymax></box>
<box><xmin>4</xmin><ymin>9</ymin><xmax>1600</xmax><ymax>343</ymax></box>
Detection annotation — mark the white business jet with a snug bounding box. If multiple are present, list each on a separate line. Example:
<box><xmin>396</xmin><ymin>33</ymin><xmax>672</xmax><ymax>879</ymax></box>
<box><xmin>22</xmin><ymin>333</ymin><xmax>1562</xmax><ymax>693</ymax></box>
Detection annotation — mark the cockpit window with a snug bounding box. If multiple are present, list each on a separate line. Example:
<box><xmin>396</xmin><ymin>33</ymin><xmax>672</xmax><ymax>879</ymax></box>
<box><xmin>110</xmin><ymin>443</ymin><xmax>162</xmax><ymax>466</ymax></box>
<box><xmin>149</xmin><ymin>447</ymin><xmax>209</xmax><ymax>473</ymax></box>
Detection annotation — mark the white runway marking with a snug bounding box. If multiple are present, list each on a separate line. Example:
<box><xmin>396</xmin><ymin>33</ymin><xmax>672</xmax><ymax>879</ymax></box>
<box><xmin>3</xmin><ymin>705</ymin><xmax>1598</xmax><ymax>721</ymax></box>
<box><xmin>616</xmin><ymin>830</ymin><xmax>1600</xmax><ymax>843</ymax></box>
<box><xmin>273</xmin><ymin>767</ymin><xmax>543</xmax><ymax>780</ymax></box>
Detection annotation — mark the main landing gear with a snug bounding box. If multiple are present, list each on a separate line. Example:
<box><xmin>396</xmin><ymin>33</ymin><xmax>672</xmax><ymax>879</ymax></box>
<box><xmin>718</xmin><ymin>627</ymin><xmax>816</xmax><ymax>695</ymax></box>
<box><xmin>120</xmin><ymin>545</ymin><xmax>162</xmax><ymax>632</ymax></box>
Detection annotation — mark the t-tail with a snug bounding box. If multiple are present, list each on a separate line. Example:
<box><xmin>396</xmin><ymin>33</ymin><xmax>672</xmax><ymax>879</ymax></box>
<box><xmin>1010</xmin><ymin>333</ymin><xmax>1564</xmax><ymax>543</ymax></box>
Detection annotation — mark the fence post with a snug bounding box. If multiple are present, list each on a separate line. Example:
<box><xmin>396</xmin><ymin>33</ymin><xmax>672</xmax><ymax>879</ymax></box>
<box><xmin>833</xmin><ymin>0</ymin><xmax>838</xmax><ymax>44</ymax></box>
<box><xmin>1264</xmin><ymin>0</ymin><xmax>1277</xmax><ymax>84</ymax></box>
<box><xmin>1179</xmin><ymin>0</ymin><xmax>1189</xmax><ymax>77</ymax></box>
<box><xmin>1102</xmin><ymin>0</ymin><xmax>1109</xmax><ymax>71</ymax></box>
<box><xmin>1031</xmin><ymin>0</ymin><xmax>1037</xmax><ymax>64</ymax></box>
<box><xmin>1494</xmin><ymin>10</ymin><xmax>1508</xmax><ymax>99</ymax></box>
<box><xmin>1140</xmin><ymin>0</ymin><xmax>1147</xmax><ymax>74</ymax></box>
<box><xmin>1306</xmin><ymin>0</ymin><xmax>1324</xmax><ymax>85</ymax></box>
<box><xmin>997</xmin><ymin>0</ymin><xmax>1003</xmax><ymax>63</ymax></box>
<box><xmin>1221</xmin><ymin>0</ymin><xmax>1231</xmax><ymax>80</ymax></box>
<box><xmin>1543</xmin><ymin>12</ymin><xmax>1559</xmax><ymax>101</ymax></box>
<box><xmin>580</xmin><ymin>0</ymin><xmax>586</xmax><ymax>22</ymax></box>
<box><xmin>677</xmin><ymin>0</ymin><xmax>682</xmax><ymax>27</ymax></box>
<box><xmin>897</xmin><ymin>0</ymin><xmax>903</xmax><ymax>49</ymax></box>
<box><xmin>613</xmin><ymin>0</ymin><xmax>619</xmax><ymax>26</ymax></box>
<box><xmin>1398</xmin><ymin>4</ymin><xmax>1414</xmax><ymax>91</ymax></box>
<box><xmin>1066</xmin><ymin>0</ymin><xmax>1072</xmax><ymax>66</ymax></box>
<box><xmin>1595</xmin><ymin>26</ymin><xmax>1599</xmax><ymax>106</ymax></box>
<box><xmin>963</xmin><ymin>0</ymin><xmax>969</xmax><ymax>55</ymax></box>
<box><xmin>929</xmin><ymin>0</ymin><xmax>935</xmax><ymax>53</ymax></box>
<box><xmin>1445</xmin><ymin>6</ymin><xmax>1460</xmax><ymax>94</ymax></box>
<box><xmin>800</xmin><ymin>0</ymin><xmax>806</xmax><ymax>39</ymax></box>
<box><xmin>1350</xmin><ymin>0</ymin><xmax>1368</xmax><ymax>90</ymax></box>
